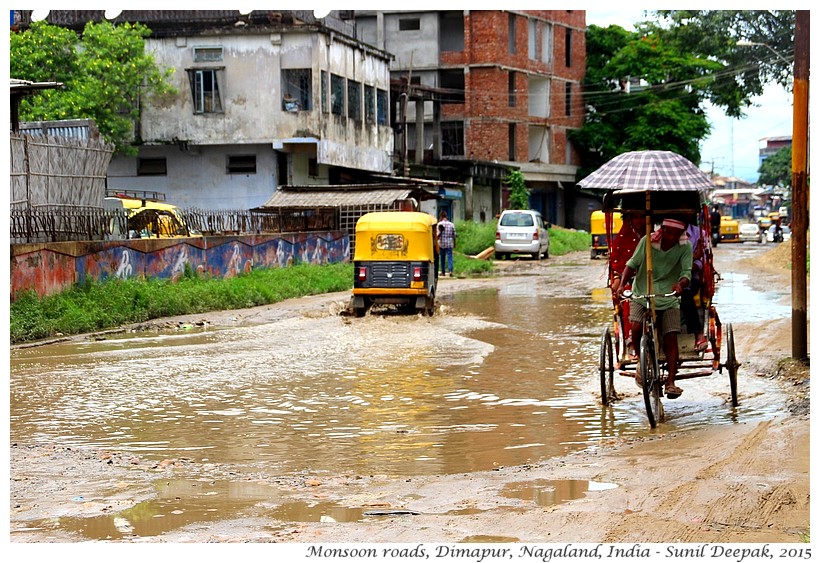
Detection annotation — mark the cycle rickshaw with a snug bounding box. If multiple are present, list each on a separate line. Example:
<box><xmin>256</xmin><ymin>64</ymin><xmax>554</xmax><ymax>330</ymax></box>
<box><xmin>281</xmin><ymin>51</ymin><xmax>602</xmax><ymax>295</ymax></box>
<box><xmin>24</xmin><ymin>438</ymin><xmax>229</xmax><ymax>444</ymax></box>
<box><xmin>578</xmin><ymin>151</ymin><xmax>741</xmax><ymax>428</ymax></box>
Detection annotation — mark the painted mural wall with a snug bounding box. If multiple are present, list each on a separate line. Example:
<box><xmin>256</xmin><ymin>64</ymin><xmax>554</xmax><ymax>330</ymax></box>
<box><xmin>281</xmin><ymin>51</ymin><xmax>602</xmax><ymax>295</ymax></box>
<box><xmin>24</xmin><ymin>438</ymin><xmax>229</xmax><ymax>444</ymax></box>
<box><xmin>10</xmin><ymin>231</ymin><xmax>349</xmax><ymax>300</ymax></box>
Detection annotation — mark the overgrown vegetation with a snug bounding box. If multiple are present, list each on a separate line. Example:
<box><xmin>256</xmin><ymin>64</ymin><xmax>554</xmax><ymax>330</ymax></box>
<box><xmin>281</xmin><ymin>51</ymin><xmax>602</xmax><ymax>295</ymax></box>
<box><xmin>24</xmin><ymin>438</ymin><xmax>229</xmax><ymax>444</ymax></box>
<box><xmin>454</xmin><ymin>219</ymin><xmax>497</xmax><ymax>255</ymax></box>
<box><xmin>11</xmin><ymin>20</ymin><xmax>176</xmax><ymax>154</ymax></box>
<box><xmin>10</xmin><ymin>263</ymin><xmax>353</xmax><ymax>344</ymax></box>
<box><xmin>505</xmin><ymin>169</ymin><xmax>531</xmax><ymax>210</ymax></box>
<box><xmin>549</xmin><ymin>225</ymin><xmax>592</xmax><ymax>255</ymax></box>
<box><xmin>10</xmin><ymin>223</ymin><xmax>593</xmax><ymax>344</ymax></box>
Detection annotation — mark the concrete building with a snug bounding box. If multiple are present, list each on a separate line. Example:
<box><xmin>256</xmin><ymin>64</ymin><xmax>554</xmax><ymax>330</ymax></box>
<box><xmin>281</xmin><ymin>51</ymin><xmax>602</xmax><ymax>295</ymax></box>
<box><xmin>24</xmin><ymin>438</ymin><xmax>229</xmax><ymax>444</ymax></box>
<box><xmin>354</xmin><ymin>10</ymin><xmax>586</xmax><ymax>225</ymax></box>
<box><xmin>15</xmin><ymin>10</ymin><xmax>395</xmax><ymax>210</ymax></box>
<box><xmin>758</xmin><ymin>136</ymin><xmax>792</xmax><ymax>168</ymax></box>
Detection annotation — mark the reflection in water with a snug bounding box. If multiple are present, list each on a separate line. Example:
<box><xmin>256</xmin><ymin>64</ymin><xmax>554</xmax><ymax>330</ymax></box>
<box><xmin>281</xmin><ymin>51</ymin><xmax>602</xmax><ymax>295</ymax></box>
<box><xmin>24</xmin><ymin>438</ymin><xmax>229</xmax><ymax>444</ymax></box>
<box><xmin>11</xmin><ymin>275</ymin><xmax>790</xmax><ymax>482</ymax></box>
<box><xmin>501</xmin><ymin>479</ymin><xmax>616</xmax><ymax>506</ymax></box>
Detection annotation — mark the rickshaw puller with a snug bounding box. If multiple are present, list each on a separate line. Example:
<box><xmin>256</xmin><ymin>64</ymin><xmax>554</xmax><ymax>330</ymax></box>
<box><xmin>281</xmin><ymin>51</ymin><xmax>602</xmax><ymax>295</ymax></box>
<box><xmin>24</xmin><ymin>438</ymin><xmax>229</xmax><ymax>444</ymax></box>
<box><xmin>617</xmin><ymin>218</ymin><xmax>693</xmax><ymax>399</ymax></box>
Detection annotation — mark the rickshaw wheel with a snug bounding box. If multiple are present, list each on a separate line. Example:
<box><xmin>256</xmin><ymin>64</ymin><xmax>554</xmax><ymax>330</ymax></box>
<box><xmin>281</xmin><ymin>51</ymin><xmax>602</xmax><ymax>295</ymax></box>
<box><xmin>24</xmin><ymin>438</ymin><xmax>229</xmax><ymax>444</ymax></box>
<box><xmin>726</xmin><ymin>323</ymin><xmax>739</xmax><ymax>407</ymax></box>
<box><xmin>599</xmin><ymin>327</ymin><xmax>616</xmax><ymax>405</ymax></box>
<box><xmin>640</xmin><ymin>337</ymin><xmax>663</xmax><ymax>428</ymax></box>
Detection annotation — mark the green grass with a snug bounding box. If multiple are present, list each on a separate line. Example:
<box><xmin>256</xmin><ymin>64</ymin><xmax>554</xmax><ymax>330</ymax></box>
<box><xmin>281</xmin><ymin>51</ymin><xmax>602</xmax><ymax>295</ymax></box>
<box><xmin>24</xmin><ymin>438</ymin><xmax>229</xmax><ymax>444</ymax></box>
<box><xmin>10</xmin><ymin>262</ymin><xmax>353</xmax><ymax>344</ymax></box>
<box><xmin>10</xmin><ymin>223</ymin><xmax>593</xmax><ymax>344</ymax></box>
<box><xmin>455</xmin><ymin>219</ymin><xmax>497</xmax><ymax>255</ymax></box>
<box><xmin>548</xmin><ymin>225</ymin><xmax>591</xmax><ymax>255</ymax></box>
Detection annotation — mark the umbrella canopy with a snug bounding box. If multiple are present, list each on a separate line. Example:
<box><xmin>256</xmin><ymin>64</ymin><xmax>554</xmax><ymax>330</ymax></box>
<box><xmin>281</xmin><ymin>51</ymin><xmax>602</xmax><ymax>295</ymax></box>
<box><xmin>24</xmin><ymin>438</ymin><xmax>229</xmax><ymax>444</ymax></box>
<box><xmin>577</xmin><ymin>150</ymin><xmax>712</xmax><ymax>192</ymax></box>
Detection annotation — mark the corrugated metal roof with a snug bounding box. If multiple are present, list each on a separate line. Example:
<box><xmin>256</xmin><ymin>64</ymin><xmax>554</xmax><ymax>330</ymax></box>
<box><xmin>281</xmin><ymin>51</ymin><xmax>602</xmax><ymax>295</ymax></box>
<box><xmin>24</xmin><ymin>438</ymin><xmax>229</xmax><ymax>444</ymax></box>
<box><xmin>256</xmin><ymin>187</ymin><xmax>412</xmax><ymax>209</ymax></box>
<box><xmin>19</xmin><ymin>119</ymin><xmax>101</xmax><ymax>141</ymax></box>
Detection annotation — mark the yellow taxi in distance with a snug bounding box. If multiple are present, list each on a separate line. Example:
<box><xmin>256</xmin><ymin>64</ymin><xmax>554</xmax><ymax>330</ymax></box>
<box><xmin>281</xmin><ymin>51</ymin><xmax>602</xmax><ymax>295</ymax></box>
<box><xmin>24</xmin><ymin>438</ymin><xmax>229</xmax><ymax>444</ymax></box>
<box><xmin>719</xmin><ymin>215</ymin><xmax>740</xmax><ymax>242</ymax></box>
<box><xmin>104</xmin><ymin>195</ymin><xmax>196</xmax><ymax>238</ymax></box>
<box><xmin>589</xmin><ymin>210</ymin><xmax>622</xmax><ymax>259</ymax></box>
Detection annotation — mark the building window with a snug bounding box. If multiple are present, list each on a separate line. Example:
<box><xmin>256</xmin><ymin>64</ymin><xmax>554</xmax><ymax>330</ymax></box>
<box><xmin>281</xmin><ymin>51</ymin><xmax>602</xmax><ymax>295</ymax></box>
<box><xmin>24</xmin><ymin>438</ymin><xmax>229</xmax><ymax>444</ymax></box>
<box><xmin>528</xmin><ymin>19</ymin><xmax>537</xmax><ymax>60</ymax></box>
<box><xmin>188</xmin><ymin>68</ymin><xmax>223</xmax><ymax>114</ymax></box>
<box><xmin>565</xmin><ymin>28</ymin><xmax>572</xmax><ymax>67</ymax></box>
<box><xmin>331</xmin><ymin>74</ymin><xmax>345</xmax><ymax>116</ymax></box>
<box><xmin>565</xmin><ymin>82</ymin><xmax>572</xmax><ymax>116</ymax></box>
<box><xmin>193</xmin><ymin>46</ymin><xmax>223</xmax><ymax>63</ymax></box>
<box><xmin>439</xmin><ymin>11</ymin><xmax>464</xmax><ymax>52</ymax></box>
<box><xmin>227</xmin><ymin>154</ymin><xmax>257</xmax><ymax>174</ymax></box>
<box><xmin>282</xmin><ymin>68</ymin><xmax>312</xmax><ymax>112</ymax></box>
<box><xmin>439</xmin><ymin>69</ymin><xmax>465</xmax><ymax>103</ymax></box>
<box><xmin>365</xmin><ymin>85</ymin><xmax>376</xmax><ymax>123</ymax></box>
<box><xmin>508</xmin><ymin>123</ymin><xmax>516</xmax><ymax>160</ymax></box>
<box><xmin>542</xmin><ymin>24</ymin><xmax>552</xmax><ymax>63</ymax></box>
<box><xmin>377</xmin><ymin>89</ymin><xmax>388</xmax><ymax>125</ymax></box>
<box><xmin>308</xmin><ymin>158</ymin><xmax>319</xmax><ymax>177</ymax></box>
<box><xmin>137</xmin><ymin>157</ymin><xmax>167</xmax><ymax>176</ymax></box>
<box><xmin>508</xmin><ymin>13</ymin><xmax>516</xmax><ymax>54</ymax></box>
<box><xmin>321</xmin><ymin>71</ymin><xmax>328</xmax><ymax>113</ymax></box>
<box><xmin>399</xmin><ymin>18</ymin><xmax>420</xmax><ymax>31</ymax></box>
<box><xmin>527</xmin><ymin>75</ymin><xmax>549</xmax><ymax>118</ymax></box>
<box><xmin>348</xmin><ymin>79</ymin><xmax>362</xmax><ymax>121</ymax></box>
<box><xmin>508</xmin><ymin>71</ymin><xmax>516</xmax><ymax>107</ymax></box>
<box><xmin>442</xmin><ymin>121</ymin><xmax>464</xmax><ymax>156</ymax></box>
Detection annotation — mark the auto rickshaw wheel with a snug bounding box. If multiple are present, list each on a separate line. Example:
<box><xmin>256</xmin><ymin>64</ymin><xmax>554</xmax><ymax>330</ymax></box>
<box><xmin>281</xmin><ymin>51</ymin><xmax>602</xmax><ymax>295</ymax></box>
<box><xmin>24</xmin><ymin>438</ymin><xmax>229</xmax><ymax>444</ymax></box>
<box><xmin>726</xmin><ymin>323</ymin><xmax>739</xmax><ymax>407</ymax></box>
<box><xmin>353</xmin><ymin>298</ymin><xmax>371</xmax><ymax>318</ymax></box>
<box><xmin>599</xmin><ymin>327</ymin><xmax>616</xmax><ymax>406</ymax></box>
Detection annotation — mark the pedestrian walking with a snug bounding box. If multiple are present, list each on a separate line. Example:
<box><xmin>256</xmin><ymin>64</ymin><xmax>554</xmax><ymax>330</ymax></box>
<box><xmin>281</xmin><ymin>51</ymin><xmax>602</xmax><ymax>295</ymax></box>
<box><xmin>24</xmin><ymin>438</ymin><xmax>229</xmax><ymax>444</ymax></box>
<box><xmin>437</xmin><ymin>211</ymin><xmax>457</xmax><ymax>276</ymax></box>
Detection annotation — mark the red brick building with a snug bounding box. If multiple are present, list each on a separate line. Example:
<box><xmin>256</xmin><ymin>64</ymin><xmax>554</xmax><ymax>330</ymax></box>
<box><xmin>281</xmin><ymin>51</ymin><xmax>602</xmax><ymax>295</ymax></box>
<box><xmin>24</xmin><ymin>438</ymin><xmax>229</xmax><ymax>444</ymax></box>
<box><xmin>356</xmin><ymin>10</ymin><xmax>586</xmax><ymax>225</ymax></box>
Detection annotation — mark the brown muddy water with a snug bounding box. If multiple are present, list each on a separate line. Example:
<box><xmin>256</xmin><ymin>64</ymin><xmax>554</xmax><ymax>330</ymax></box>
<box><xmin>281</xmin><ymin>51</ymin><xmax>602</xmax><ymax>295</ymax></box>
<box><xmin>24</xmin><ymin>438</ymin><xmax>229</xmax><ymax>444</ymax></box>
<box><xmin>9</xmin><ymin>254</ymin><xmax>793</xmax><ymax>539</ymax></box>
<box><xmin>10</xmin><ymin>272</ymin><xmax>788</xmax><ymax>479</ymax></box>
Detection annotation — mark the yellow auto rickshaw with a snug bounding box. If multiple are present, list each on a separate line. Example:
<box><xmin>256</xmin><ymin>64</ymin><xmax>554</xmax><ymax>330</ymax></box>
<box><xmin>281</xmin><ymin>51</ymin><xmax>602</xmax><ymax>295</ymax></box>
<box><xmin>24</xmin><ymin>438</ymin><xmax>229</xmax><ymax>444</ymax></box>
<box><xmin>349</xmin><ymin>211</ymin><xmax>439</xmax><ymax>317</ymax></box>
<box><xmin>104</xmin><ymin>195</ymin><xmax>195</xmax><ymax>238</ymax></box>
<box><xmin>589</xmin><ymin>209</ymin><xmax>622</xmax><ymax>259</ymax></box>
<box><xmin>719</xmin><ymin>215</ymin><xmax>740</xmax><ymax>242</ymax></box>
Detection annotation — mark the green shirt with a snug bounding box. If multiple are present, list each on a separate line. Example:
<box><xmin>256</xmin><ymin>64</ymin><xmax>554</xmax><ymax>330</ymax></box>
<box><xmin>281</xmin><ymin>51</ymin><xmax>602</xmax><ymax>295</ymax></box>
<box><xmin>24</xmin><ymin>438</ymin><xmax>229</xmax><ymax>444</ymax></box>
<box><xmin>626</xmin><ymin>235</ymin><xmax>693</xmax><ymax>310</ymax></box>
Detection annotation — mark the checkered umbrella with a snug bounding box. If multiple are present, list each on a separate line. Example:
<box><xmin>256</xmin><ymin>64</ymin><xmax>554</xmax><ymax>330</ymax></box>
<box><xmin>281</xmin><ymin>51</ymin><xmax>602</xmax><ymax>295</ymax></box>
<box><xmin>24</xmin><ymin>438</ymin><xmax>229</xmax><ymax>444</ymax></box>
<box><xmin>577</xmin><ymin>150</ymin><xmax>712</xmax><ymax>192</ymax></box>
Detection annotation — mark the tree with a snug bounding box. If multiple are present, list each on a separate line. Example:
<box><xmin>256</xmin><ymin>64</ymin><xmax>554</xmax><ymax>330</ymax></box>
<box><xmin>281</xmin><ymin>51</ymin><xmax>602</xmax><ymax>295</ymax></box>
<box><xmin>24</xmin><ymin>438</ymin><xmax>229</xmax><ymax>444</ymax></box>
<box><xmin>505</xmin><ymin>169</ymin><xmax>530</xmax><ymax>210</ymax></box>
<box><xmin>758</xmin><ymin>146</ymin><xmax>792</xmax><ymax>188</ymax></box>
<box><xmin>10</xmin><ymin>20</ymin><xmax>176</xmax><ymax>155</ymax></box>
<box><xmin>652</xmin><ymin>10</ymin><xmax>795</xmax><ymax>117</ymax></box>
<box><xmin>572</xmin><ymin>11</ymin><xmax>796</xmax><ymax>180</ymax></box>
<box><xmin>571</xmin><ymin>24</ymin><xmax>714</xmax><ymax>179</ymax></box>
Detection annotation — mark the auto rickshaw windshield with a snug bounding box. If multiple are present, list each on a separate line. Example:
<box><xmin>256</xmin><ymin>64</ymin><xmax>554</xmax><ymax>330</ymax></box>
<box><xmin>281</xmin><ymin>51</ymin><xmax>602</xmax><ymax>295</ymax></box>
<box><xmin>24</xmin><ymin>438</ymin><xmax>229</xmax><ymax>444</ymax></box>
<box><xmin>353</xmin><ymin>211</ymin><xmax>438</xmax><ymax>262</ymax></box>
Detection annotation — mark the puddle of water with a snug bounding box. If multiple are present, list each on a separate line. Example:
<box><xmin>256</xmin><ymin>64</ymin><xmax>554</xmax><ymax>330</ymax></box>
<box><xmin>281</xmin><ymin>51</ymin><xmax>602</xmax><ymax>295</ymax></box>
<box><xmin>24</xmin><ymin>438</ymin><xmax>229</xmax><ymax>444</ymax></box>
<box><xmin>11</xmin><ymin>275</ymin><xmax>790</xmax><ymax>480</ymax></box>
<box><xmin>501</xmin><ymin>478</ymin><xmax>617</xmax><ymax>507</ymax></box>
<box><xmin>41</xmin><ymin>479</ymin><xmax>280</xmax><ymax>540</ymax></box>
<box><xmin>10</xmin><ymin>254</ymin><xmax>794</xmax><ymax>537</ymax></box>
<box><xmin>712</xmin><ymin>271</ymin><xmax>791</xmax><ymax>322</ymax></box>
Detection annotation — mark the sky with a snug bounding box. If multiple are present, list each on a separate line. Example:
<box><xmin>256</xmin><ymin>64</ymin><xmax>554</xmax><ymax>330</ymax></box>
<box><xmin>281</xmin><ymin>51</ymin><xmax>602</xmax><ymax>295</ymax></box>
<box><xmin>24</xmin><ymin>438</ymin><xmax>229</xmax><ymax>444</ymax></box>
<box><xmin>585</xmin><ymin>8</ymin><xmax>795</xmax><ymax>183</ymax></box>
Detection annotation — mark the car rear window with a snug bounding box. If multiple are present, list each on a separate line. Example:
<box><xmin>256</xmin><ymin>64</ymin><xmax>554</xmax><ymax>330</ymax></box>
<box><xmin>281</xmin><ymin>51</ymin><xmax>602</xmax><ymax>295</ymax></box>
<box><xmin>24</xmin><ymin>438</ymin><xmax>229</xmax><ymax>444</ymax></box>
<box><xmin>500</xmin><ymin>213</ymin><xmax>534</xmax><ymax>227</ymax></box>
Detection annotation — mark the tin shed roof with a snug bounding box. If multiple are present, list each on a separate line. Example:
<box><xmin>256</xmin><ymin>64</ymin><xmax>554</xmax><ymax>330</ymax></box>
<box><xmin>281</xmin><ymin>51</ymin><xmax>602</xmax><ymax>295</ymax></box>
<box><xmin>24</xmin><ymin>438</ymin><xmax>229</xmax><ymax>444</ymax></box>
<box><xmin>254</xmin><ymin>185</ymin><xmax>434</xmax><ymax>210</ymax></box>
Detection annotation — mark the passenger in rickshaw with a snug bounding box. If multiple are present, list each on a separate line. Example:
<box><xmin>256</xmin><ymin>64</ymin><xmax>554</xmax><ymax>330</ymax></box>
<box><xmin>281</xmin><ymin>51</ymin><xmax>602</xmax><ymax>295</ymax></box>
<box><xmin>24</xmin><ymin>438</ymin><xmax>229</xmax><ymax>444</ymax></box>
<box><xmin>617</xmin><ymin>218</ymin><xmax>693</xmax><ymax>399</ymax></box>
<box><xmin>680</xmin><ymin>222</ymin><xmax>709</xmax><ymax>352</ymax></box>
<box><xmin>608</xmin><ymin>210</ymin><xmax>646</xmax><ymax>359</ymax></box>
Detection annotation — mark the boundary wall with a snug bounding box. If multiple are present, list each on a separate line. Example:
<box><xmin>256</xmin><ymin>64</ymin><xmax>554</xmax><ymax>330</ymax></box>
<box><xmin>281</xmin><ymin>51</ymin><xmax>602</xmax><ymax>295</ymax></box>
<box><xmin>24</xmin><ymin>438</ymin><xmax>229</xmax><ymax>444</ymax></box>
<box><xmin>10</xmin><ymin>231</ymin><xmax>349</xmax><ymax>300</ymax></box>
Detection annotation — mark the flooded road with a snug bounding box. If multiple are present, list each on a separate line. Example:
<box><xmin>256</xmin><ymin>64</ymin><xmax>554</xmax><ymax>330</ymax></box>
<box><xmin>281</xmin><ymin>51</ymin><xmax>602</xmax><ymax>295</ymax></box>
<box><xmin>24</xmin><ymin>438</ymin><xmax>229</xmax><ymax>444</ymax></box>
<box><xmin>10</xmin><ymin>245</ymin><xmax>791</xmax><ymax>481</ymax></box>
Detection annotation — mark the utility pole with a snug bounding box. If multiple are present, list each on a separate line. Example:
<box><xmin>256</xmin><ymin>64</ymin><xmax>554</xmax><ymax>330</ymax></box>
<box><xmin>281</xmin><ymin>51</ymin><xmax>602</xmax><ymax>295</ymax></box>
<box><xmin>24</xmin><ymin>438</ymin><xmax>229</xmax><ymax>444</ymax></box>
<box><xmin>791</xmin><ymin>10</ymin><xmax>809</xmax><ymax>360</ymax></box>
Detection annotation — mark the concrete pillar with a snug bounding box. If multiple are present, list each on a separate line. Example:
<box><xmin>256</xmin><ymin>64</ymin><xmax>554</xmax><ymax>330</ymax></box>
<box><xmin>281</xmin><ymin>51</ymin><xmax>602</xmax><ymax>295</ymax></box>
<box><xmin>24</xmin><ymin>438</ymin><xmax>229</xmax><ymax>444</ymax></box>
<box><xmin>415</xmin><ymin>98</ymin><xmax>425</xmax><ymax>164</ymax></box>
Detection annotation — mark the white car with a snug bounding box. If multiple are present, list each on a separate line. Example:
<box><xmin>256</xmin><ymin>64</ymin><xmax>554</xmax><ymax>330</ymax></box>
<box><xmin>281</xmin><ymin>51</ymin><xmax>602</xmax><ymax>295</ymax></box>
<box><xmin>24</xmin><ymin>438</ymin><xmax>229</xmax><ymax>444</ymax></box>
<box><xmin>738</xmin><ymin>222</ymin><xmax>762</xmax><ymax>243</ymax></box>
<box><xmin>494</xmin><ymin>209</ymin><xmax>550</xmax><ymax>260</ymax></box>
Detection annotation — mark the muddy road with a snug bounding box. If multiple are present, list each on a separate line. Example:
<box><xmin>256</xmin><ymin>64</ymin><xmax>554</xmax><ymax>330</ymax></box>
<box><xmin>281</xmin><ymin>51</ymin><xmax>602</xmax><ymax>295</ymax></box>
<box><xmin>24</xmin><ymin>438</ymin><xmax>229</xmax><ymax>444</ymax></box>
<box><xmin>9</xmin><ymin>241</ymin><xmax>809</xmax><ymax>545</ymax></box>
